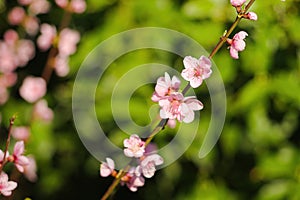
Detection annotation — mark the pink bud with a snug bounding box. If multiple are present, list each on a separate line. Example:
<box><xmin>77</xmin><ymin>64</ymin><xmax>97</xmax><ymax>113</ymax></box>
<box><xmin>230</xmin><ymin>0</ymin><xmax>247</xmax><ymax>7</ymax></box>
<box><xmin>29</xmin><ymin>0</ymin><xmax>51</xmax><ymax>15</ymax></box>
<box><xmin>70</xmin><ymin>0</ymin><xmax>86</xmax><ymax>13</ymax></box>
<box><xmin>23</xmin><ymin>16</ymin><xmax>39</xmax><ymax>35</ymax></box>
<box><xmin>4</xmin><ymin>30</ymin><xmax>19</xmax><ymax>45</ymax></box>
<box><xmin>18</xmin><ymin>0</ymin><xmax>32</xmax><ymax>5</ymax></box>
<box><xmin>58</xmin><ymin>28</ymin><xmax>80</xmax><ymax>57</ymax></box>
<box><xmin>37</xmin><ymin>23</ymin><xmax>57</xmax><ymax>51</ymax></box>
<box><xmin>33</xmin><ymin>99</ymin><xmax>54</xmax><ymax>122</ymax></box>
<box><xmin>54</xmin><ymin>56</ymin><xmax>70</xmax><ymax>77</ymax></box>
<box><xmin>19</xmin><ymin>76</ymin><xmax>47</xmax><ymax>103</ymax></box>
<box><xmin>12</xmin><ymin>126</ymin><xmax>31</xmax><ymax>141</ymax></box>
<box><xmin>8</xmin><ymin>7</ymin><xmax>25</xmax><ymax>25</ymax></box>
<box><xmin>247</xmin><ymin>12</ymin><xmax>258</xmax><ymax>21</ymax></box>
<box><xmin>55</xmin><ymin>0</ymin><xmax>68</xmax><ymax>8</ymax></box>
<box><xmin>23</xmin><ymin>155</ymin><xmax>38</xmax><ymax>182</ymax></box>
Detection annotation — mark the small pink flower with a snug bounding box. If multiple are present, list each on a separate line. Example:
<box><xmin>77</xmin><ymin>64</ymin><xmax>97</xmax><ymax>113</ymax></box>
<box><xmin>3</xmin><ymin>30</ymin><xmax>19</xmax><ymax>45</ymax></box>
<box><xmin>55</xmin><ymin>0</ymin><xmax>68</xmax><ymax>8</ymax></box>
<box><xmin>54</xmin><ymin>56</ymin><xmax>70</xmax><ymax>77</ymax></box>
<box><xmin>123</xmin><ymin>134</ymin><xmax>145</xmax><ymax>158</ymax></box>
<box><xmin>125</xmin><ymin>167</ymin><xmax>145</xmax><ymax>192</ymax></box>
<box><xmin>23</xmin><ymin>155</ymin><xmax>38</xmax><ymax>182</ymax></box>
<box><xmin>167</xmin><ymin>119</ymin><xmax>177</xmax><ymax>128</ymax></box>
<box><xmin>12</xmin><ymin>141</ymin><xmax>30</xmax><ymax>173</ymax></box>
<box><xmin>28</xmin><ymin>0</ymin><xmax>51</xmax><ymax>15</ymax></box>
<box><xmin>58</xmin><ymin>28</ymin><xmax>80</xmax><ymax>57</ymax></box>
<box><xmin>159</xmin><ymin>93</ymin><xmax>203</xmax><ymax>123</ymax></box>
<box><xmin>70</xmin><ymin>0</ymin><xmax>86</xmax><ymax>13</ymax></box>
<box><xmin>0</xmin><ymin>73</ymin><xmax>17</xmax><ymax>88</ymax></box>
<box><xmin>16</xmin><ymin>40</ymin><xmax>35</xmax><ymax>67</ymax></box>
<box><xmin>0</xmin><ymin>172</ymin><xmax>17</xmax><ymax>196</ymax></box>
<box><xmin>18</xmin><ymin>0</ymin><xmax>32</xmax><ymax>5</ymax></box>
<box><xmin>246</xmin><ymin>12</ymin><xmax>258</xmax><ymax>21</ymax></box>
<box><xmin>181</xmin><ymin>55</ymin><xmax>212</xmax><ymax>88</ymax></box>
<box><xmin>151</xmin><ymin>72</ymin><xmax>180</xmax><ymax>102</ymax></box>
<box><xmin>19</xmin><ymin>76</ymin><xmax>47</xmax><ymax>103</ymax></box>
<box><xmin>33</xmin><ymin>99</ymin><xmax>54</xmax><ymax>122</ymax></box>
<box><xmin>100</xmin><ymin>158</ymin><xmax>115</xmax><ymax>177</ymax></box>
<box><xmin>12</xmin><ymin>126</ymin><xmax>31</xmax><ymax>141</ymax></box>
<box><xmin>0</xmin><ymin>150</ymin><xmax>8</xmax><ymax>163</ymax></box>
<box><xmin>228</xmin><ymin>31</ymin><xmax>248</xmax><ymax>59</ymax></box>
<box><xmin>37</xmin><ymin>23</ymin><xmax>57</xmax><ymax>51</ymax></box>
<box><xmin>0</xmin><ymin>88</ymin><xmax>8</xmax><ymax>105</ymax></box>
<box><xmin>230</xmin><ymin>0</ymin><xmax>247</xmax><ymax>7</ymax></box>
<box><xmin>23</xmin><ymin>16</ymin><xmax>39</xmax><ymax>35</ymax></box>
<box><xmin>8</xmin><ymin>7</ymin><xmax>25</xmax><ymax>25</ymax></box>
<box><xmin>139</xmin><ymin>154</ymin><xmax>163</xmax><ymax>178</ymax></box>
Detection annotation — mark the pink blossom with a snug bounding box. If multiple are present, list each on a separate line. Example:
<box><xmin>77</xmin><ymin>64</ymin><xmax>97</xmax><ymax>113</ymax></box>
<box><xmin>246</xmin><ymin>12</ymin><xmax>258</xmax><ymax>21</ymax></box>
<box><xmin>54</xmin><ymin>56</ymin><xmax>70</xmax><ymax>77</ymax></box>
<box><xmin>230</xmin><ymin>0</ymin><xmax>247</xmax><ymax>7</ymax></box>
<box><xmin>125</xmin><ymin>167</ymin><xmax>145</xmax><ymax>192</ymax></box>
<box><xmin>151</xmin><ymin>72</ymin><xmax>180</xmax><ymax>102</ymax></box>
<box><xmin>167</xmin><ymin>119</ymin><xmax>177</xmax><ymax>128</ymax></box>
<box><xmin>0</xmin><ymin>88</ymin><xmax>8</xmax><ymax>105</ymax></box>
<box><xmin>0</xmin><ymin>44</ymin><xmax>16</xmax><ymax>73</ymax></box>
<box><xmin>159</xmin><ymin>93</ymin><xmax>203</xmax><ymax>123</ymax></box>
<box><xmin>0</xmin><ymin>73</ymin><xmax>17</xmax><ymax>88</ymax></box>
<box><xmin>3</xmin><ymin>30</ymin><xmax>19</xmax><ymax>45</ymax></box>
<box><xmin>16</xmin><ymin>40</ymin><xmax>35</xmax><ymax>67</ymax></box>
<box><xmin>33</xmin><ymin>99</ymin><xmax>54</xmax><ymax>122</ymax></box>
<box><xmin>0</xmin><ymin>150</ymin><xmax>7</xmax><ymax>163</ymax></box>
<box><xmin>28</xmin><ymin>0</ymin><xmax>51</xmax><ymax>15</ymax></box>
<box><xmin>12</xmin><ymin>141</ymin><xmax>29</xmax><ymax>173</ymax></box>
<box><xmin>228</xmin><ymin>31</ymin><xmax>248</xmax><ymax>59</ymax></box>
<box><xmin>8</xmin><ymin>7</ymin><xmax>25</xmax><ymax>25</ymax></box>
<box><xmin>58</xmin><ymin>28</ymin><xmax>80</xmax><ymax>57</ymax></box>
<box><xmin>23</xmin><ymin>155</ymin><xmax>38</xmax><ymax>182</ymax></box>
<box><xmin>11</xmin><ymin>126</ymin><xmax>31</xmax><ymax>141</ymax></box>
<box><xmin>37</xmin><ymin>23</ymin><xmax>57</xmax><ymax>51</ymax></box>
<box><xmin>123</xmin><ymin>134</ymin><xmax>145</xmax><ymax>158</ymax></box>
<box><xmin>139</xmin><ymin>154</ymin><xmax>163</xmax><ymax>178</ymax></box>
<box><xmin>23</xmin><ymin>16</ymin><xmax>39</xmax><ymax>35</ymax></box>
<box><xmin>18</xmin><ymin>0</ymin><xmax>32</xmax><ymax>5</ymax></box>
<box><xmin>55</xmin><ymin>0</ymin><xmax>68</xmax><ymax>8</ymax></box>
<box><xmin>19</xmin><ymin>76</ymin><xmax>47</xmax><ymax>103</ymax></box>
<box><xmin>0</xmin><ymin>172</ymin><xmax>17</xmax><ymax>196</ymax></box>
<box><xmin>0</xmin><ymin>30</ymin><xmax>34</xmax><ymax>72</ymax></box>
<box><xmin>181</xmin><ymin>55</ymin><xmax>212</xmax><ymax>88</ymax></box>
<box><xmin>100</xmin><ymin>158</ymin><xmax>115</xmax><ymax>177</ymax></box>
<box><xmin>70</xmin><ymin>0</ymin><xmax>86</xmax><ymax>13</ymax></box>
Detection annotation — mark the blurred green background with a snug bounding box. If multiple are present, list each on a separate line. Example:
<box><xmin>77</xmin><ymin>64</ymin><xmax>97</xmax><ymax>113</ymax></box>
<box><xmin>1</xmin><ymin>0</ymin><xmax>300</xmax><ymax>199</ymax></box>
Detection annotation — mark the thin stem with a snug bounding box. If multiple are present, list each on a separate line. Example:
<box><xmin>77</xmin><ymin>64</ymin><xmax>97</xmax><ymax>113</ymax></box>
<box><xmin>145</xmin><ymin>119</ymin><xmax>168</xmax><ymax>146</ymax></box>
<box><xmin>101</xmin><ymin>170</ymin><xmax>126</xmax><ymax>200</ymax></box>
<box><xmin>41</xmin><ymin>11</ymin><xmax>72</xmax><ymax>82</ymax></box>
<box><xmin>0</xmin><ymin>116</ymin><xmax>16</xmax><ymax>172</ymax></box>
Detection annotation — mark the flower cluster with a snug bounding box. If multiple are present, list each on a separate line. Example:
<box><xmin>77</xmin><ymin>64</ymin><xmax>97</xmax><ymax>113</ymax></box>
<box><xmin>37</xmin><ymin>24</ymin><xmax>81</xmax><ymax>77</ymax></box>
<box><xmin>227</xmin><ymin>0</ymin><xmax>258</xmax><ymax>59</ymax></box>
<box><xmin>100</xmin><ymin>135</ymin><xmax>163</xmax><ymax>192</ymax></box>
<box><xmin>152</xmin><ymin>55</ymin><xmax>212</xmax><ymax>128</ymax></box>
<box><xmin>0</xmin><ymin>140</ymin><xmax>37</xmax><ymax>196</ymax></box>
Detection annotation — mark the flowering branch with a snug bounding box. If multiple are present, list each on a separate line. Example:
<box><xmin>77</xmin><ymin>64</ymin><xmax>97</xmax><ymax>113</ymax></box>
<box><xmin>100</xmin><ymin>0</ymin><xmax>257</xmax><ymax>199</ymax></box>
<box><xmin>209</xmin><ymin>0</ymin><xmax>256</xmax><ymax>59</ymax></box>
